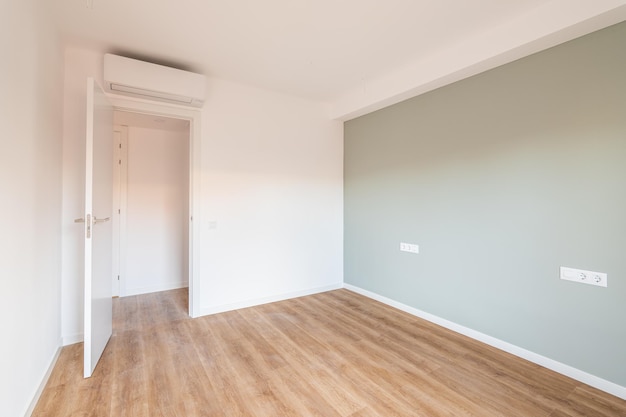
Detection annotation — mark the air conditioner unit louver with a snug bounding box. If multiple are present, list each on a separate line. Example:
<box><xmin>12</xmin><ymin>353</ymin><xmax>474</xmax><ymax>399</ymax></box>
<box><xmin>103</xmin><ymin>54</ymin><xmax>206</xmax><ymax>107</ymax></box>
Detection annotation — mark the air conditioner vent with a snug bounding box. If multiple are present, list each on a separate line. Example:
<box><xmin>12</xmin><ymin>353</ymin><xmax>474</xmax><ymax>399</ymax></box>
<box><xmin>103</xmin><ymin>54</ymin><xmax>205</xmax><ymax>107</ymax></box>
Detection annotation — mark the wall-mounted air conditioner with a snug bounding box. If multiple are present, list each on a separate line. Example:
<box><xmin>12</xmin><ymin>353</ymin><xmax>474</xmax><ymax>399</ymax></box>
<box><xmin>103</xmin><ymin>54</ymin><xmax>206</xmax><ymax>107</ymax></box>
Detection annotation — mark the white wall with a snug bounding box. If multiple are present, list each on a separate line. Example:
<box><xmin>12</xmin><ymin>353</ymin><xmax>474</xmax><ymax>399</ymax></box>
<box><xmin>199</xmin><ymin>78</ymin><xmax>344</xmax><ymax>314</ymax></box>
<box><xmin>0</xmin><ymin>1</ymin><xmax>64</xmax><ymax>416</ymax></box>
<box><xmin>61</xmin><ymin>47</ymin><xmax>344</xmax><ymax>339</ymax></box>
<box><xmin>125</xmin><ymin>126</ymin><xmax>189</xmax><ymax>295</ymax></box>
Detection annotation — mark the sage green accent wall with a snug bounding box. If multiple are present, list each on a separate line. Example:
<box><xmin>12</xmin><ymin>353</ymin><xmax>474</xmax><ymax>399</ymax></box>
<box><xmin>344</xmin><ymin>22</ymin><xmax>626</xmax><ymax>386</ymax></box>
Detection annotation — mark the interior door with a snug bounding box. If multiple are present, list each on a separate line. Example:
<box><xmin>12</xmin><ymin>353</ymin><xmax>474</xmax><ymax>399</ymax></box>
<box><xmin>83</xmin><ymin>77</ymin><xmax>114</xmax><ymax>378</ymax></box>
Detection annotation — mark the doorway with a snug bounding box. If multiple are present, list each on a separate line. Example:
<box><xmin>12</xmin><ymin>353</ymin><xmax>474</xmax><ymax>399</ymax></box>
<box><xmin>112</xmin><ymin>111</ymin><xmax>190</xmax><ymax>300</ymax></box>
<box><xmin>107</xmin><ymin>96</ymin><xmax>202</xmax><ymax>318</ymax></box>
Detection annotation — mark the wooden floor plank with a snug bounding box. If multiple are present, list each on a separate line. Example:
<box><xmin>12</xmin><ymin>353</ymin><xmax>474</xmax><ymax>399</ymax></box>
<box><xmin>33</xmin><ymin>288</ymin><xmax>626</xmax><ymax>416</ymax></box>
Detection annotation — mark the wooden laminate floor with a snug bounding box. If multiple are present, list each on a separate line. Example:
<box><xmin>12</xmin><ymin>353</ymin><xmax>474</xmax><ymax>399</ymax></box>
<box><xmin>33</xmin><ymin>289</ymin><xmax>626</xmax><ymax>416</ymax></box>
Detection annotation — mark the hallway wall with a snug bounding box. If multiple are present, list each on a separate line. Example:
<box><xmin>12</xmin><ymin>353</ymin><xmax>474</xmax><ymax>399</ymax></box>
<box><xmin>124</xmin><ymin>125</ymin><xmax>189</xmax><ymax>295</ymax></box>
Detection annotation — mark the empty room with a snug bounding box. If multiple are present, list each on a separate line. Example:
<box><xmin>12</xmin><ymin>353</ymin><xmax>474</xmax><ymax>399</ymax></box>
<box><xmin>2</xmin><ymin>1</ymin><xmax>626</xmax><ymax>416</ymax></box>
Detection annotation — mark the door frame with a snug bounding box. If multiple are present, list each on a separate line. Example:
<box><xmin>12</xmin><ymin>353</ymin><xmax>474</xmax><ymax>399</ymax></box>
<box><xmin>107</xmin><ymin>95</ymin><xmax>202</xmax><ymax>318</ymax></box>
<box><xmin>112</xmin><ymin>125</ymin><xmax>128</xmax><ymax>298</ymax></box>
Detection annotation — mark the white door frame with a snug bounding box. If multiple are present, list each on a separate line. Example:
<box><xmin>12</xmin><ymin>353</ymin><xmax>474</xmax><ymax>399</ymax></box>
<box><xmin>107</xmin><ymin>95</ymin><xmax>202</xmax><ymax>318</ymax></box>
<box><xmin>112</xmin><ymin>126</ymin><xmax>128</xmax><ymax>298</ymax></box>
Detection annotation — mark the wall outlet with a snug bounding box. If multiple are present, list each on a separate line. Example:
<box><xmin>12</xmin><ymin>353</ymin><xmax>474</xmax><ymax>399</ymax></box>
<box><xmin>560</xmin><ymin>266</ymin><xmax>607</xmax><ymax>288</ymax></box>
<box><xmin>400</xmin><ymin>242</ymin><xmax>419</xmax><ymax>254</ymax></box>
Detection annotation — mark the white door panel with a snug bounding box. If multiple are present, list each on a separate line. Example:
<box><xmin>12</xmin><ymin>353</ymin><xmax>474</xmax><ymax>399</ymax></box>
<box><xmin>83</xmin><ymin>77</ymin><xmax>113</xmax><ymax>378</ymax></box>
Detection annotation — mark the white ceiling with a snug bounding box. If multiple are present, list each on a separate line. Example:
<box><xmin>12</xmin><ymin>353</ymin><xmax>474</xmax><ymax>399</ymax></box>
<box><xmin>52</xmin><ymin>0</ymin><xmax>626</xmax><ymax>118</ymax></box>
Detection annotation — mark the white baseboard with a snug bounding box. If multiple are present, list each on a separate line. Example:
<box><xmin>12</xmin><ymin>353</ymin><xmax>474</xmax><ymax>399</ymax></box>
<box><xmin>24</xmin><ymin>342</ymin><xmax>62</xmax><ymax>417</ymax></box>
<box><xmin>344</xmin><ymin>283</ymin><xmax>626</xmax><ymax>401</ymax></box>
<box><xmin>198</xmin><ymin>283</ymin><xmax>344</xmax><ymax>317</ymax></box>
<box><xmin>63</xmin><ymin>333</ymin><xmax>84</xmax><ymax>346</ymax></box>
<box><xmin>123</xmin><ymin>281</ymin><xmax>188</xmax><ymax>297</ymax></box>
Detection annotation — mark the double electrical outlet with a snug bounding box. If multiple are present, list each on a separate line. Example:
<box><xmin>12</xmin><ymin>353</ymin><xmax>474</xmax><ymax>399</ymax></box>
<box><xmin>560</xmin><ymin>266</ymin><xmax>607</xmax><ymax>288</ymax></box>
<box><xmin>400</xmin><ymin>242</ymin><xmax>419</xmax><ymax>254</ymax></box>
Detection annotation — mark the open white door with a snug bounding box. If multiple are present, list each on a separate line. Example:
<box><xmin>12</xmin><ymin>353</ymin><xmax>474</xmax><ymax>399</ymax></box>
<box><xmin>83</xmin><ymin>77</ymin><xmax>114</xmax><ymax>378</ymax></box>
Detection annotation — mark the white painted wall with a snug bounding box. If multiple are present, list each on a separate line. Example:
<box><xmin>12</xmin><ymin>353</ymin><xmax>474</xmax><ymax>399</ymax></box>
<box><xmin>124</xmin><ymin>126</ymin><xmax>189</xmax><ymax>295</ymax></box>
<box><xmin>0</xmin><ymin>1</ymin><xmax>64</xmax><ymax>416</ymax></box>
<box><xmin>61</xmin><ymin>47</ymin><xmax>344</xmax><ymax>339</ymax></box>
<box><xmin>199</xmin><ymin>78</ymin><xmax>344</xmax><ymax>314</ymax></box>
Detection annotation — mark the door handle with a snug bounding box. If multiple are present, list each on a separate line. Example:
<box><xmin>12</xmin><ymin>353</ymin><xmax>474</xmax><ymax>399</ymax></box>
<box><xmin>93</xmin><ymin>216</ymin><xmax>110</xmax><ymax>224</ymax></box>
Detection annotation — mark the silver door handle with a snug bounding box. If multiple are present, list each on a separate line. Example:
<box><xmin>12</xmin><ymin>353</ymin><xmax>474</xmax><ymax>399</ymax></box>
<box><xmin>93</xmin><ymin>216</ymin><xmax>110</xmax><ymax>224</ymax></box>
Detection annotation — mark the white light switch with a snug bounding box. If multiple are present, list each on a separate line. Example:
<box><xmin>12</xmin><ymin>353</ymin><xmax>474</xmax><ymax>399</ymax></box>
<box><xmin>400</xmin><ymin>242</ymin><xmax>419</xmax><ymax>254</ymax></box>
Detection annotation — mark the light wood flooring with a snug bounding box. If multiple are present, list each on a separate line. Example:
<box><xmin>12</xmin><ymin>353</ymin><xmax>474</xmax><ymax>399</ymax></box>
<box><xmin>33</xmin><ymin>289</ymin><xmax>626</xmax><ymax>416</ymax></box>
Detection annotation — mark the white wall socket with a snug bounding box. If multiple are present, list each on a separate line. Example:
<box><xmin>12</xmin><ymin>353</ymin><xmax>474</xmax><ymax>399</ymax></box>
<box><xmin>400</xmin><ymin>242</ymin><xmax>419</xmax><ymax>254</ymax></box>
<box><xmin>560</xmin><ymin>266</ymin><xmax>607</xmax><ymax>288</ymax></box>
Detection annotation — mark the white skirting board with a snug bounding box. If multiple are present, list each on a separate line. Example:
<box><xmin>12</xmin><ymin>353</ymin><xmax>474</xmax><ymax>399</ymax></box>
<box><xmin>122</xmin><ymin>281</ymin><xmax>189</xmax><ymax>297</ymax></box>
<box><xmin>63</xmin><ymin>333</ymin><xmax>84</xmax><ymax>346</ymax></box>
<box><xmin>24</xmin><ymin>343</ymin><xmax>62</xmax><ymax>417</ymax></box>
<box><xmin>198</xmin><ymin>283</ymin><xmax>344</xmax><ymax>317</ymax></box>
<box><xmin>344</xmin><ymin>283</ymin><xmax>626</xmax><ymax>401</ymax></box>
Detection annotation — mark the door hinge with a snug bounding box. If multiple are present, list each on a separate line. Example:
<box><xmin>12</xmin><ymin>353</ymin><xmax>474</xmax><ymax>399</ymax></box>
<box><xmin>117</xmin><ymin>275</ymin><xmax>120</xmax><ymax>281</ymax></box>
